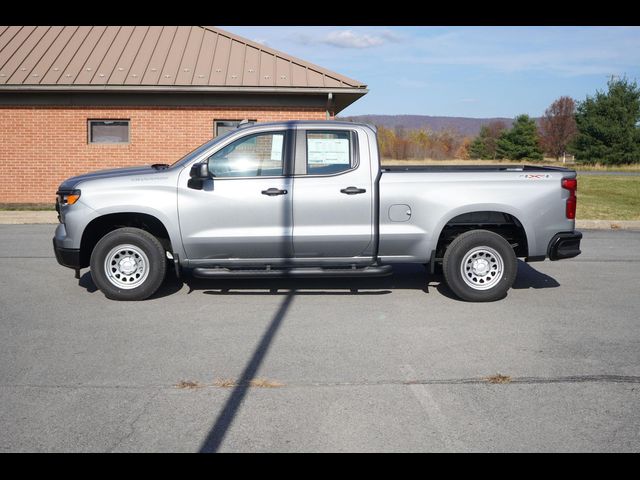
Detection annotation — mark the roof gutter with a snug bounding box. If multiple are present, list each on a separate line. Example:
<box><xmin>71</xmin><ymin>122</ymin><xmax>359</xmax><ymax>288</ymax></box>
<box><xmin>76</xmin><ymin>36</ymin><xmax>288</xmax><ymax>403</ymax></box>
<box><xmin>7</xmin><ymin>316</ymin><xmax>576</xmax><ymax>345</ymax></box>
<box><xmin>0</xmin><ymin>85</ymin><xmax>368</xmax><ymax>95</ymax></box>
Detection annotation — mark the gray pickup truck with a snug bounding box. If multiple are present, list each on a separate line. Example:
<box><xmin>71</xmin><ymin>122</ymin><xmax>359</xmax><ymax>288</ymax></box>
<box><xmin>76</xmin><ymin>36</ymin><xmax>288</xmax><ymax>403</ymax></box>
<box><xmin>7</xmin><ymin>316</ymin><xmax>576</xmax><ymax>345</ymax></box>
<box><xmin>53</xmin><ymin>120</ymin><xmax>581</xmax><ymax>302</ymax></box>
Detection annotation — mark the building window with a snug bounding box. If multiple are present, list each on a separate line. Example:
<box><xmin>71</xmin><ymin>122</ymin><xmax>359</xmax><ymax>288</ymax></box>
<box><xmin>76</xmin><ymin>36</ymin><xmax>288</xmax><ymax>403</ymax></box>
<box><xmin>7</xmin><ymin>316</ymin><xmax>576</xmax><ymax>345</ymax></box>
<box><xmin>214</xmin><ymin>119</ymin><xmax>257</xmax><ymax>137</ymax></box>
<box><xmin>88</xmin><ymin>120</ymin><xmax>130</xmax><ymax>144</ymax></box>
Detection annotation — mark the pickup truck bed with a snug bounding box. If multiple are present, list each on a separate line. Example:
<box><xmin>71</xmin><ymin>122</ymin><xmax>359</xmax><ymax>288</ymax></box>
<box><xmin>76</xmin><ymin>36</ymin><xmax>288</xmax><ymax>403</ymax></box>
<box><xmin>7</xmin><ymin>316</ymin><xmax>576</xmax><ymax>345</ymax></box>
<box><xmin>377</xmin><ymin>163</ymin><xmax>576</xmax><ymax>265</ymax></box>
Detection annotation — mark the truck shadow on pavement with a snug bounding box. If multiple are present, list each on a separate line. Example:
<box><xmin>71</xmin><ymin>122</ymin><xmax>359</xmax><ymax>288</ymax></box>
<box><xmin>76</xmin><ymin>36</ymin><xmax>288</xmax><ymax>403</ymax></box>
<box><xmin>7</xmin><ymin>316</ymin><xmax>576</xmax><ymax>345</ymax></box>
<box><xmin>78</xmin><ymin>260</ymin><xmax>559</xmax><ymax>300</ymax></box>
<box><xmin>174</xmin><ymin>263</ymin><xmax>424</xmax><ymax>299</ymax></box>
<box><xmin>433</xmin><ymin>260</ymin><xmax>561</xmax><ymax>300</ymax></box>
<box><xmin>512</xmin><ymin>260</ymin><xmax>561</xmax><ymax>289</ymax></box>
<box><xmin>78</xmin><ymin>272</ymin><xmax>98</xmax><ymax>293</ymax></box>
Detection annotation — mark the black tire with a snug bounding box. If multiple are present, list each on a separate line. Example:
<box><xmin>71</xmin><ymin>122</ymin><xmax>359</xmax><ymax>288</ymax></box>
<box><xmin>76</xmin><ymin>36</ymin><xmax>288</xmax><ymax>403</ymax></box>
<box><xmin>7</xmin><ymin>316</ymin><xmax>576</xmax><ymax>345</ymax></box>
<box><xmin>442</xmin><ymin>229</ymin><xmax>517</xmax><ymax>302</ymax></box>
<box><xmin>90</xmin><ymin>227</ymin><xmax>166</xmax><ymax>301</ymax></box>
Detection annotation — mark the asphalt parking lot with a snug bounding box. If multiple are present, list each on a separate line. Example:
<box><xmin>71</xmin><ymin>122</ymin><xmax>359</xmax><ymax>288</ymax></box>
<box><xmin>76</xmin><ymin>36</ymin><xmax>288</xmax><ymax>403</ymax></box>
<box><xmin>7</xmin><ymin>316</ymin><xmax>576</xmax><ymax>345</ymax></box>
<box><xmin>1</xmin><ymin>225</ymin><xmax>639</xmax><ymax>452</ymax></box>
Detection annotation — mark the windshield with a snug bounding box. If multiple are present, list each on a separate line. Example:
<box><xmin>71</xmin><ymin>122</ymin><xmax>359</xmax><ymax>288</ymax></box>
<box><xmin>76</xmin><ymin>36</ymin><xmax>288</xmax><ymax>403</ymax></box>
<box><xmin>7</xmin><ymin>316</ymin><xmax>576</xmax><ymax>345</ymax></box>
<box><xmin>169</xmin><ymin>129</ymin><xmax>238</xmax><ymax>168</ymax></box>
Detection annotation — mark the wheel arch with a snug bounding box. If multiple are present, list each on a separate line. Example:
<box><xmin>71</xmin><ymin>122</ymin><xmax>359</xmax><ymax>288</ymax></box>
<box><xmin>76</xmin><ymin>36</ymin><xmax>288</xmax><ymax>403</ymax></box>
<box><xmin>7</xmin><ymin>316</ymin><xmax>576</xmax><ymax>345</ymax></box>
<box><xmin>79</xmin><ymin>212</ymin><xmax>173</xmax><ymax>268</ymax></box>
<box><xmin>433</xmin><ymin>209</ymin><xmax>530</xmax><ymax>260</ymax></box>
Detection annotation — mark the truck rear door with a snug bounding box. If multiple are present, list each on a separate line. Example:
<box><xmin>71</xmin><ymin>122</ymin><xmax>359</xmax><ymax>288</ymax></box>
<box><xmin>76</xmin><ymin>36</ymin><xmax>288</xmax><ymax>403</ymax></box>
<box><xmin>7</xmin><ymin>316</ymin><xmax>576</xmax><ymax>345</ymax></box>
<box><xmin>291</xmin><ymin>127</ymin><xmax>373</xmax><ymax>258</ymax></box>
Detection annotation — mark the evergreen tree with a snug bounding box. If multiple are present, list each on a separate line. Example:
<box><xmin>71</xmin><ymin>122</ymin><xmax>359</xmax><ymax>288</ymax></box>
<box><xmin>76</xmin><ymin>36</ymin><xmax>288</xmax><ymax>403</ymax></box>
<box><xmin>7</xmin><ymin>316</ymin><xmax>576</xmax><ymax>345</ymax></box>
<box><xmin>469</xmin><ymin>134</ymin><xmax>489</xmax><ymax>159</ymax></box>
<box><xmin>496</xmin><ymin>114</ymin><xmax>543</xmax><ymax>161</ymax></box>
<box><xmin>572</xmin><ymin>77</ymin><xmax>640</xmax><ymax>165</ymax></box>
<box><xmin>468</xmin><ymin>121</ymin><xmax>506</xmax><ymax>160</ymax></box>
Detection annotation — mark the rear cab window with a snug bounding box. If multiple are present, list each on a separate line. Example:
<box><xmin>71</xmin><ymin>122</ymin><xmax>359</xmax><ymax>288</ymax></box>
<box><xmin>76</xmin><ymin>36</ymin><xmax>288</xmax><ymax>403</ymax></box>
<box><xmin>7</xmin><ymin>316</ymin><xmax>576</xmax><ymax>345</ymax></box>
<box><xmin>305</xmin><ymin>131</ymin><xmax>353</xmax><ymax>175</ymax></box>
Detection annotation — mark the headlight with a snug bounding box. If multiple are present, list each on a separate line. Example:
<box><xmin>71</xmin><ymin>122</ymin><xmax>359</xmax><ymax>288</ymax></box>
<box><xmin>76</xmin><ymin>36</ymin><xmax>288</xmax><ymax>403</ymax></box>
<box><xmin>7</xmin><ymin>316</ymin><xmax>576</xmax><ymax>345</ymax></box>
<box><xmin>56</xmin><ymin>189</ymin><xmax>81</xmax><ymax>206</ymax></box>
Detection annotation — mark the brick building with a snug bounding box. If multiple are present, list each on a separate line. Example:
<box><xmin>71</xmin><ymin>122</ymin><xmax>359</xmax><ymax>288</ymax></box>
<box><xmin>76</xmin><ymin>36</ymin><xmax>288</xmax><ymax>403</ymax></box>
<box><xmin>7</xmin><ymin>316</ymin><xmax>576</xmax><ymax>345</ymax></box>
<box><xmin>0</xmin><ymin>26</ymin><xmax>367</xmax><ymax>204</ymax></box>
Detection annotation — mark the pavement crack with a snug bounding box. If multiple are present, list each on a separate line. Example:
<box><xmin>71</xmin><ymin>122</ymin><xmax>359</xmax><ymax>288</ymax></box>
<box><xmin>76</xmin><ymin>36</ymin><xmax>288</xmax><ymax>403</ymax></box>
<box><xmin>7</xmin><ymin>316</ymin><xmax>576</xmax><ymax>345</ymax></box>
<box><xmin>297</xmin><ymin>374</ymin><xmax>640</xmax><ymax>386</ymax></box>
<box><xmin>2</xmin><ymin>375</ymin><xmax>639</xmax><ymax>393</ymax></box>
<box><xmin>106</xmin><ymin>390</ymin><xmax>161</xmax><ymax>453</ymax></box>
<box><xmin>492</xmin><ymin>375</ymin><xmax>640</xmax><ymax>385</ymax></box>
<box><xmin>0</xmin><ymin>383</ymin><xmax>168</xmax><ymax>390</ymax></box>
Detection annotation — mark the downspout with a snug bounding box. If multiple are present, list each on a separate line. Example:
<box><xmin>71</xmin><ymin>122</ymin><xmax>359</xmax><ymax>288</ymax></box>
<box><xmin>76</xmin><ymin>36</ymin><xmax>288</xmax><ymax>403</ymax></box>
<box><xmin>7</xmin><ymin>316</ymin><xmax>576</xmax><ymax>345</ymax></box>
<box><xmin>326</xmin><ymin>92</ymin><xmax>333</xmax><ymax>119</ymax></box>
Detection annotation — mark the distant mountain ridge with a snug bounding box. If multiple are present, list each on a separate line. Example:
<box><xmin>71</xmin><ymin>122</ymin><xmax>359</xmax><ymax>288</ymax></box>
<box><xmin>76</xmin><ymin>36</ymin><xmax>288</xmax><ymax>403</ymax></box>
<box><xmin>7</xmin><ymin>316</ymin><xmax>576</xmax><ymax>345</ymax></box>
<box><xmin>338</xmin><ymin>114</ymin><xmax>518</xmax><ymax>137</ymax></box>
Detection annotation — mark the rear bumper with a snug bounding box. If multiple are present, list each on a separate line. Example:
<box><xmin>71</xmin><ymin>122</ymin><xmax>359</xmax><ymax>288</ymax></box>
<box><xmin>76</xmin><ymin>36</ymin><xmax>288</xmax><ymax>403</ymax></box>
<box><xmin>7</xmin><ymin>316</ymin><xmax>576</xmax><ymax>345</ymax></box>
<box><xmin>547</xmin><ymin>231</ymin><xmax>582</xmax><ymax>261</ymax></box>
<box><xmin>53</xmin><ymin>237</ymin><xmax>81</xmax><ymax>269</ymax></box>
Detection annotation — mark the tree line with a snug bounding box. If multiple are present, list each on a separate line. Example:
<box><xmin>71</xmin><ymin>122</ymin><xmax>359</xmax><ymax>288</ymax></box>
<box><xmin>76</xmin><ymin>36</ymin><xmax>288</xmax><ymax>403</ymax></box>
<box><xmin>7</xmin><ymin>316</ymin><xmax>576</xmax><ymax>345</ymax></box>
<box><xmin>376</xmin><ymin>125</ymin><xmax>471</xmax><ymax>160</ymax></box>
<box><xmin>375</xmin><ymin>77</ymin><xmax>640</xmax><ymax>165</ymax></box>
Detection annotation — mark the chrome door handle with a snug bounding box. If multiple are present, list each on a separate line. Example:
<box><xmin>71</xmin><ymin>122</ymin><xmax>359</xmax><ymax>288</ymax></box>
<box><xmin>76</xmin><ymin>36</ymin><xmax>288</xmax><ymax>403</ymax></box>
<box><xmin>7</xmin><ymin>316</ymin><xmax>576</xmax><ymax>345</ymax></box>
<box><xmin>340</xmin><ymin>186</ymin><xmax>366</xmax><ymax>195</ymax></box>
<box><xmin>261</xmin><ymin>188</ymin><xmax>288</xmax><ymax>196</ymax></box>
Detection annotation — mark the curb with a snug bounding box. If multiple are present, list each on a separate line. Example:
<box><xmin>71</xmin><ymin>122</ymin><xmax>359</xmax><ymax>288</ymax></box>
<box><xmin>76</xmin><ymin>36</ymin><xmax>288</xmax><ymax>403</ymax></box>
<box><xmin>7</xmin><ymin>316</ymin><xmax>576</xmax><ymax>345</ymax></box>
<box><xmin>0</xmin><ymin>211</ymin><xmax>639</xmax><ymax>230</ymax></box>
<box><xmin>575</xmin><ymin>220</ymin><xmax>640</xmax><ymax>230</ymax></box>
<box><xmin>0</xmin><ymin>211</ymin><xmax>58</xmax><ymax>224</ymax></box>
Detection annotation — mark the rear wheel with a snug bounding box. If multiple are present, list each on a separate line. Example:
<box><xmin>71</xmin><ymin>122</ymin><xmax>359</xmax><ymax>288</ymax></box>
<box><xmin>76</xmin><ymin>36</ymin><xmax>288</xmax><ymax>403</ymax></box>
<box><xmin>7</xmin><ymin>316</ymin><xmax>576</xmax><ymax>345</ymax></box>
<box><xmin>90</xmin><ymin>227</ymin><xmax>166</xmax><ymax>301</ymax></box>
<box><xmin>443</xmin><ymin>229</ymin><xmax>517</xmax><ymax>302</ymax></box>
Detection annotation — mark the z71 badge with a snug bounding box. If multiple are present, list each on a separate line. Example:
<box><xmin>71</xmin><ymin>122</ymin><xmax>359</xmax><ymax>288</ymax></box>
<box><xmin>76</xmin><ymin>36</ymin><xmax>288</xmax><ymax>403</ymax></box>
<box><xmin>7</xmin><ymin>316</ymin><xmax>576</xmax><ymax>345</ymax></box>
<box><xmin>519</xmin><ymin>174</ymin><xmax>551</xmax><ymax>179</ymax></box>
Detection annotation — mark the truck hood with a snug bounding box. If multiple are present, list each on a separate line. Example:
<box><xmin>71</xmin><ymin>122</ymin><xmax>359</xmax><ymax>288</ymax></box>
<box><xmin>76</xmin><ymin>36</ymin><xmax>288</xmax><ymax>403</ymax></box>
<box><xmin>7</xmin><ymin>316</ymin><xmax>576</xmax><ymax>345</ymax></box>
<box><xmin>57</xmin><ymin>165</ymin><xmax>169</xmax><ymax>190</ymax></box>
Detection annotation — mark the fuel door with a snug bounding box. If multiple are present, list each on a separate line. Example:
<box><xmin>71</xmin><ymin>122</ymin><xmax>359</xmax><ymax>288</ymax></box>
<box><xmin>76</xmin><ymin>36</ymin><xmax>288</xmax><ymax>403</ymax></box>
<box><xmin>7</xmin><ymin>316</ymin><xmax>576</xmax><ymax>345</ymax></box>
<box><xmin>389</xmin><ymin>204</ymin><xmax>412</xmax><ymax>222</ymax></box>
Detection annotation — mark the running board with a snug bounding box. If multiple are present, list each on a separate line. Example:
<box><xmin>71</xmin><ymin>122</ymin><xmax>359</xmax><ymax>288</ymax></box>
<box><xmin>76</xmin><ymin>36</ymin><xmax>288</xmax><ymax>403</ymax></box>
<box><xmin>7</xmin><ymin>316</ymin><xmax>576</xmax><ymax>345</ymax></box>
<box><xmin>192</xmin><ymin>265</ymin><xmax>393</xmax><ymax>279</ymax></box>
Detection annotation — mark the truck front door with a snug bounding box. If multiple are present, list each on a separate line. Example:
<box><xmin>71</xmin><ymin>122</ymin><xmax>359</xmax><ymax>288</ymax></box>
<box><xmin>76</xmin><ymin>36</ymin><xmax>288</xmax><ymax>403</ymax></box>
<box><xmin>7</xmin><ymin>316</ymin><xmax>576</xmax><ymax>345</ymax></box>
<box><xmin>292</xmin><ymin>128</ymin><xmax>373</xmax><ymax>258</ymax></box>
<box><xmin>177</xmin><ymin>129</ymin><xmax>293</xmax><ymax>260</ymax></box>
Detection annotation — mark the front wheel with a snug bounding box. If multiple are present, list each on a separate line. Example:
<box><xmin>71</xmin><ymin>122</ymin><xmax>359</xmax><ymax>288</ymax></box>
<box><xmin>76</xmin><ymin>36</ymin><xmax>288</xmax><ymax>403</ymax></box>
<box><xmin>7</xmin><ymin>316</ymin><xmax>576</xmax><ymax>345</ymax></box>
<box><xmin>90</xmin><ymin>227</ymin><xmax>167</xmax><ymax>301</ymax></box>
<box><xmin>442</xmin><ymin>230</ymin><xmax>517</xmax><ymax>302</ymax></box>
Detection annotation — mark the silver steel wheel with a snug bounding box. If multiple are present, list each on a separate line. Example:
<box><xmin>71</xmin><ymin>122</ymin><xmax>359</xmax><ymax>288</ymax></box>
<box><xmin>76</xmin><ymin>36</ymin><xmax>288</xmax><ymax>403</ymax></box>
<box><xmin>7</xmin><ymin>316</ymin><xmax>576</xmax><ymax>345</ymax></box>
<box><xmin>460</xmin><ymin>246</ymin><xmax>504</xmax><ymax>290</ymax></box>
<box><xmin>103</xmin><ymin>244</ymin><xmax>150</xmax><ymax>290</ymax></box>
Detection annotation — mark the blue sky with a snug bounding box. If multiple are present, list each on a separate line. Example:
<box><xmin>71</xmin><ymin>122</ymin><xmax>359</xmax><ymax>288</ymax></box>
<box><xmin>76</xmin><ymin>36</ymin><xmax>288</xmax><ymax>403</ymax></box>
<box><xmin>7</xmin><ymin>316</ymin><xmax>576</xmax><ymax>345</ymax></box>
<box><xmin>222</xmin><ymin>26</ymin><xmax>640</xmax><ymax>118</ymax></box>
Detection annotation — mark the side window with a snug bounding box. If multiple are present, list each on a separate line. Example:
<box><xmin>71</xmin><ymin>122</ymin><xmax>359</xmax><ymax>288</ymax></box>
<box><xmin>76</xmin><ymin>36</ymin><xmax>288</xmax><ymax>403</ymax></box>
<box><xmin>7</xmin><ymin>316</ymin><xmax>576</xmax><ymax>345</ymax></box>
<box><xmin>207</xmin><ymin>132</ymin><xmax>285</xmax><ymax>177</ymax></box>
<box><xmin>306</xmin><ymin>131</ymin><xmax>352</xmax><ymax>175</ymax></box>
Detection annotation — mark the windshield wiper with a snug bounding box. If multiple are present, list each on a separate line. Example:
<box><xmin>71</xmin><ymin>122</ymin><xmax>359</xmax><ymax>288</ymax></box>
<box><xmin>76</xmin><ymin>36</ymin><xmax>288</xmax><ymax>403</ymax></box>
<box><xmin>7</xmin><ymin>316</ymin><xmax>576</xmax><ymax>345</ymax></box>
<box><xmin>151</xmin><ymin>163</ymin><xmax>170</xmax><ymax>170</ymax></box>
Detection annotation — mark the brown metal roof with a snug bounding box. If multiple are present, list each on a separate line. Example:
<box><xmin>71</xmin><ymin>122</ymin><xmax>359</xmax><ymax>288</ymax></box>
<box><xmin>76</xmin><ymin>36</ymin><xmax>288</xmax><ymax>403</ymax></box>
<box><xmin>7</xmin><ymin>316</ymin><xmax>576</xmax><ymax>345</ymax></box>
<box><xmin>0</xmin><ymin>26</ymin><xmax>366</xmax><ymax>91</ymax></box>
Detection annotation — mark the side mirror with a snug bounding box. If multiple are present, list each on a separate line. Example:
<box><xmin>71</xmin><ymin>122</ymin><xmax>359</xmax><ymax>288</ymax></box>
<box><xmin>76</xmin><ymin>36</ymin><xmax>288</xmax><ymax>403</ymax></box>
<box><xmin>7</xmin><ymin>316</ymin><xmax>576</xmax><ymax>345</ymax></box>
<box><xmin>190</xmin><ymin>162</ymin><xmax>212</xmax><ymax>179</ymax></box>
<box><xmin>188</xmin><ymin>162</ymin><xmax>212</xmax><ymax>190</ymax></box>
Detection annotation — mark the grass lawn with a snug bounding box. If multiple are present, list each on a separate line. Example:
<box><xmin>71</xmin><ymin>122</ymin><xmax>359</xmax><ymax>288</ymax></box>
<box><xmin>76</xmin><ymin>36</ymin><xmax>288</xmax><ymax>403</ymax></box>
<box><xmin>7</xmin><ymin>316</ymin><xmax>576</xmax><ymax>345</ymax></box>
<box><xmin>577</xmin><ymin>175</ymin><xmax>640</xmax><ymax>220</ymax></box>
<box><xmin>0</xmin><ymin>203</ymin><xmax>54</xmax><ymax>211</ymax></box>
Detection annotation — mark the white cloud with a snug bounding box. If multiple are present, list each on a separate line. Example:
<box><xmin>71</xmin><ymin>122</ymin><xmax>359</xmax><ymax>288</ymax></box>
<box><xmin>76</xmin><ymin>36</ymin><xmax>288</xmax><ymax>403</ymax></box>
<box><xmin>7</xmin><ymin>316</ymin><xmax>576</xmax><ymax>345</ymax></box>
<box><xmin>285</xmin><ymin>28</ymin><xmax>404</xmax><ymax>52</ymax></box>
<box><xmin>380</xmin><ymin>30</ymin><xmax>403</xmax><ymax>43</ymax></box>
<box><xmin>322</xmin><ymin>30</ymin><xmax>387</xmax><ymax>49</ymax></box>
<box><xmin>290</xmin><ymin>33</ymin><xmax>313</xmax><ymax>46</ymax></box>
<box><xmin>396</xmin><ymin>27</ymin><xmax>640</xmax><ymax>77</ymax></box>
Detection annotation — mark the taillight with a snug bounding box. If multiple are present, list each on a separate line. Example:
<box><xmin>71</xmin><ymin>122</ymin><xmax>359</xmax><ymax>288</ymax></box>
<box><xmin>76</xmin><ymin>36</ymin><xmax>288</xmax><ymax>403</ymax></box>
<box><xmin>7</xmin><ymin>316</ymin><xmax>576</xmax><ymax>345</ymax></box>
<box><xmin>561</xmin><ymin>178</ymin><xmax>577</xmax><ymax>219</ymax></box>
<box><xmin>562</xmin><ymin>178</ymin><xmax>577</xmax><ymax>191</ymax></box>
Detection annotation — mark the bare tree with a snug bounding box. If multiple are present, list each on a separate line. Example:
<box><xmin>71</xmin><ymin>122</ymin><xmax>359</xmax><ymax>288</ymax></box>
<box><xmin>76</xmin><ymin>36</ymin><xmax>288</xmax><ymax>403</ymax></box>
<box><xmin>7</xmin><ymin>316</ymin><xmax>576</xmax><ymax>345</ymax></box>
<box><xmin>485</xmin><ymin>121</ymin><xmax>507</xmax><ymax>159</ymax></box>
<box><xmin>539</xmin><ymin>96</ymin><xmax>578</xmax><ymax>160</ymax></box>
<box><xmin>377</xmin><ymin>125</ymin><xmax>471</xmax><ymax>162</ymax></box>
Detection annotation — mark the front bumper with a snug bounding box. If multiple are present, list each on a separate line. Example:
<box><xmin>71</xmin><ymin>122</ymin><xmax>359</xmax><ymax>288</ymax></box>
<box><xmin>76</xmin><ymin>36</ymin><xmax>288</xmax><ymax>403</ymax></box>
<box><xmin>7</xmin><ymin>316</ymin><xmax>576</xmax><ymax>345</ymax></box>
<box><xmin>53</xmin><ymin>237</ymin><xmax>82</xmax><ymax>269</ymax></box>
<box><xmin>547</xmin><ymin>231</ymin><xmax>582</xmax><ymax>261</ymax></box>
